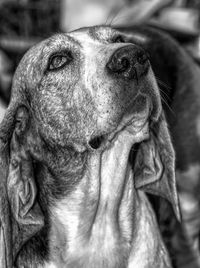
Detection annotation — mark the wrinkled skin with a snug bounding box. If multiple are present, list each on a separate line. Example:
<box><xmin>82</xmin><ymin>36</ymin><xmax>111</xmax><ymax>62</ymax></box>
<box><xmin>0</xmin><ymin>26</ymin><xmax>179</xmax><ymax>268</ymax></box>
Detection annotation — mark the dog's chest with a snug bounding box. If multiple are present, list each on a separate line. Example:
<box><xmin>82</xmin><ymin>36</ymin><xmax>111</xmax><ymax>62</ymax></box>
<box><xmin>43</xmin><ymin>190</ymin><xmax>170</xmax><ymax>268</ymax></box>
<box><xmin>47</xmin><ymin>176</ymin><xmax>135</xmax><ymax>268</ymax></box>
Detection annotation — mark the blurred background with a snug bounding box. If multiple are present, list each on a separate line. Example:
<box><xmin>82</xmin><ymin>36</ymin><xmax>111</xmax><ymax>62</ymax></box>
<box><xmin>0</xmin><ymin>0</ymin><xmax>200</xmax><ymax>119</ymax></box>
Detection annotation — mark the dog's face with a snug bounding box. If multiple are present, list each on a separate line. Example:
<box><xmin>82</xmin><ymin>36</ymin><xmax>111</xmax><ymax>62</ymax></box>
<box><xmin>13</xmin><ymin>26</ymin><xmax>161</xmax><ymax>151</ymax></box>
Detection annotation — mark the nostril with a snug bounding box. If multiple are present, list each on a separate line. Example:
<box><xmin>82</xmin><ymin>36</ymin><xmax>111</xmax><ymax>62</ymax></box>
<box><xmin>120</xmin><ymin>57</ymin><xmax>130</xmax><ymax>72</ymax></box>
<box><xmin>137</xmin><ymin>51</ymin><xmax>148</xmax><ymax>65</ymax></box>
<box><xmin>108</xmin><ymin>56</ymin><xmax>130</xmax><ymax>74</ymax></box>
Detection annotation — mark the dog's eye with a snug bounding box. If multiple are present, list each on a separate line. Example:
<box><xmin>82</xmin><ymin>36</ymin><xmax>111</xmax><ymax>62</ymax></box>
<box><xmin>48</xmin><ymin>53</ymin><xmax>72</xmax><ymax>71</ymax></box>
<box><xmin>112</xmin><ymin>35</ymin><xmax>125</xmax><ymax>43</ymax></box>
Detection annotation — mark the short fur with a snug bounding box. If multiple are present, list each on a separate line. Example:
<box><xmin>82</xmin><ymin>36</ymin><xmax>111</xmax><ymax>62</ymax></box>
<box><xmin>0</xmin><ymin>26</ymin><xmax>183</xmax><ymax>268</ymax></box>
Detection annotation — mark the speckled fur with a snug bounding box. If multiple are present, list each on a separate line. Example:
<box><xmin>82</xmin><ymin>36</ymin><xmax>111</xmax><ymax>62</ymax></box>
<box><xmin>0</xmin><ymin>26</ymin><xmax>179</xmax><ymax>268</ymax></box>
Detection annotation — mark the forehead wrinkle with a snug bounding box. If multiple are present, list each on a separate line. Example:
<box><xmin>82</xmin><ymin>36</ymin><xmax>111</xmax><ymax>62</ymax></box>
<box><xmin>70</xmin><ymin>26</ymin><xmax>116</xmax><ymax>43</ymax></box>
<box><xmin>88</xmin><ymin>26</ymin><xmax>115</xmax><ymax>42</ymax></box>
<box><xmin>69</xmin><ymin>34</ymin><xmax>103</xmax><ymax>54</ymax></box>
<box><xmin>63</xmin><ymin>34</ymin><xmax>81</xmax><ymax>47</ymax></box>
<box><xmin>88</xmin><ymin>26</ymin><xmax>108</xmax><ymax>41</ymax></box>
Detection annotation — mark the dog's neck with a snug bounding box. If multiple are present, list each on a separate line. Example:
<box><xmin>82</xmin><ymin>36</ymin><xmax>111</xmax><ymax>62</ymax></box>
<box><xmin>48</xmin><ymin>139</ymin><xmax>134</xmax><ymax>267</ymax></box>
<box><xmin>44</xmin><ymin>136</ymin><xmax>171</xmax><ymax>268</ymax></box>
<box><xmin>49</xmin><ymin>175</ymin><xmax>170</xmax><ymax>268</ymax></box>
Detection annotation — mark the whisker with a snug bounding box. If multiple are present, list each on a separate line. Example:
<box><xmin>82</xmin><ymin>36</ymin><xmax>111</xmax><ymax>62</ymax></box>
<box><xmin>107</xmin><ymin>11</ymin><xmax>118</xmax><ymax>26</ymax></box>
<box><xmin>155</xmin><ymin>76</ymin><xmax>172</xmax><ymax>102</ymax></box>
<box><xmin>161</xmin><ymin>96</ymin><xmax>175</xmax><ymax>116</ymax></box>
<box><xmin>105</xmin><ymin>11</ymin><xmax>113</xmax><ymax>26</ymax></box>
<box><xmin>159</xmin><ymin>87</ymin><xmax>171</xmax><ymax>101</ymax></box>
<box><xmin>108</xmin><ymin>7</ymin><xmax>126</xmax><ymax>26</ymax></box>
<box><xmin>155</xmin><ymin>75</ymin><xmax>172</xmax><ymax>91</ymax></box>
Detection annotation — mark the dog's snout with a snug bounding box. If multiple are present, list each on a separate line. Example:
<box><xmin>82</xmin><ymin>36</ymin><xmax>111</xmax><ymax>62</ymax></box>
<box><xmin>106</xmin><ymin>45</ymin><xmax>149</xmax><ymax>80</ymax></box>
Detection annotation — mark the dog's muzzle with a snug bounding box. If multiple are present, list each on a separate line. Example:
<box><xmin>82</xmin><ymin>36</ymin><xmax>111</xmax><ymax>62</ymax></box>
<box><xmin>88</xmin><ymin>46</ymin><xmax>151</xmax><ymax>151</ymax></box>
<box><xmin>106</xmin><ymin>45</ymin><xmax>149</xmax><ymax>80</ymax></box>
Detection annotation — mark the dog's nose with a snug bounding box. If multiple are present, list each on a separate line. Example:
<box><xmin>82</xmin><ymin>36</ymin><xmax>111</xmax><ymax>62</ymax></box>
<box><xmin>106</xmin><ymin>45</ymin><xmax>149</xmax><ymax>80</ymax></box>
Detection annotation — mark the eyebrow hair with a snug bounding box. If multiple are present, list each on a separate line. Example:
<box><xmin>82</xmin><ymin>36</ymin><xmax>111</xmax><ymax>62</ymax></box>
<box><xmin>46</xmin><ymin>34</ymin><xmax>81</xmax><ymax>49</ymax></box>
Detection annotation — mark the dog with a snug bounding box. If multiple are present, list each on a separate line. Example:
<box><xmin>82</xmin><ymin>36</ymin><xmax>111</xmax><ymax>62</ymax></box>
<box><xmin>0</xmin><ymin>26</ymin><xmax>182</xmax><ymax>268</ymax></box>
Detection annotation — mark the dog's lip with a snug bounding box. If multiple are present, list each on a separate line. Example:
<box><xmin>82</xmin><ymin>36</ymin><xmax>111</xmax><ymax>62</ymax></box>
<box><xmin>87</xmin><ymin>113</ymin><xmax>150</xmax><ymax>151</ymax></box>
<box><xmin>87</xmin><ymin>97</ymin><xmax>152</xmax><ymax>151</ymax></box>
<box><xmin>88</xmin><ymin>135</ymin><xmax>107</xmax><ymax>150</ymax></box>
<box><xmin>106</xmin><ymin>114</ymin><xmax>149</xmax><ymax>143</ymax></box>
<box><xmin>106</xmin><ymin>99</ymin><xmax>152</xmax><ymax>145</ymax></box>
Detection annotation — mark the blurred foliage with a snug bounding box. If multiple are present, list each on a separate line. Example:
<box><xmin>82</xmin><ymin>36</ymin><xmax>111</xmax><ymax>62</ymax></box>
<box><xmin>0</xmin><ymin>0</ymin><xmax>61</xmax><ymax>104</ymax></box>
<box><xmin>186</xmin><ymin>0</ymin><xmax>200</xmax><ymax>10</ymax></box>
<box><xmin>0</xmin><ymin>0</ymin><xmax>60</xmax><ymax>38</ymax></box>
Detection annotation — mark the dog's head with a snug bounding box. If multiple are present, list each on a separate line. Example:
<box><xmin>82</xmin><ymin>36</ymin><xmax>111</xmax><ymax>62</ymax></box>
<box><xmin>5</xmin><ymin>27</ymin><xmax>163</xmax><ymax>151</ymax></box>
<box><xmin>0</xmin><ymin>26</ymin><xmax>180</xmax><ymax>266</ymax></box>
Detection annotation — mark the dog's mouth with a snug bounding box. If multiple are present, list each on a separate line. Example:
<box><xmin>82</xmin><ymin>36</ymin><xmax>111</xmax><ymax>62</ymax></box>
<box><xmin>88</xmin><ymin>114</ymin><xmax>150</xmax><ymax>151</ymax></box>
<box><xmin>87</xmin><ymin>98</ymin><xmax>152</xmax><ymax>151</ymax></box>
<box><xmin>88</xmin><ymin>135</ymin><xmax>106</xmax><ymax>150</ymax></box>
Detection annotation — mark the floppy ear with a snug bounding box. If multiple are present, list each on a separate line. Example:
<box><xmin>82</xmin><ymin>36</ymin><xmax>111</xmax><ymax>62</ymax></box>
<box><xmin>134</xmin><ymin>112</ymin><xmax>181</xmax><ymax>221</ymax></box>
<box><xmin>0</xmin><ymin>104</ymin><xmax>19</xmax><ymax>268</ymax></box>
<box><xmin>0</xmin><ymin>105</ymin><xmax>44</xmax><ymax>267</ymax></box>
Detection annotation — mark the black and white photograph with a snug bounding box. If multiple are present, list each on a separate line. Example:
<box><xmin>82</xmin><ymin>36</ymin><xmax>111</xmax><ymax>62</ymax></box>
<box><xmin>0</xmin><ymin>0</ymin><xmax>200</xmax><ymax>267</ymax></box>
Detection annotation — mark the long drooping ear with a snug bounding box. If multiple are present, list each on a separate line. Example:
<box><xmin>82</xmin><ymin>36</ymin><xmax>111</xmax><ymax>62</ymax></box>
<box><xmin>0</xmin><ymin>105</ymin><xmax>44</xmax><ymax>267</ymax></box>
<box><xmin>0</xmin><ymin>103</ymin><xmax>20</xmax><ymax>268</ymax></box>
<box><xmin>134</xmin><ymin>112</ymin><xmax>181</xmax><ymax>221</ymax></box>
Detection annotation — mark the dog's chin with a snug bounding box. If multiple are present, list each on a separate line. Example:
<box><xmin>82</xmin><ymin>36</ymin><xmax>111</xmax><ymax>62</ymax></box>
<box><xmin>87</xmin><ymin>112</ymin><xmax>150</xmax><ymax>153</ymax></box>
<box><xmin>87</xmin><ymin>96</ymin><xmax>153</xmax><ymax>152</ymax></box>
<box><xmin>63</xmin><ymin>112</ymin><xmax>150</xmax><ymax>154</ymax></box>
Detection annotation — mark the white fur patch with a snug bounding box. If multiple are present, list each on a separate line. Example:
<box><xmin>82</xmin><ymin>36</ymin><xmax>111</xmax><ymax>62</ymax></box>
<box><xmin>128</xmin><ymin>191</ymin><xmax>168</xmax><ymax>268</ymax></box>
<box><xmin>45</xmin><ymin>191</ymin><xmax>168</xmax><ymax>268</ymax></box>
